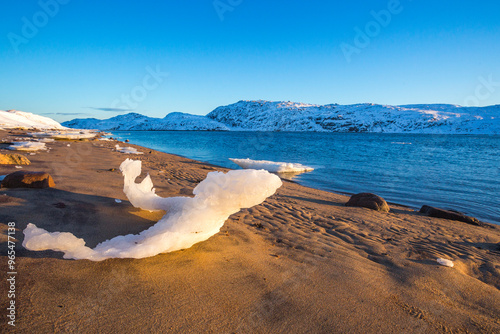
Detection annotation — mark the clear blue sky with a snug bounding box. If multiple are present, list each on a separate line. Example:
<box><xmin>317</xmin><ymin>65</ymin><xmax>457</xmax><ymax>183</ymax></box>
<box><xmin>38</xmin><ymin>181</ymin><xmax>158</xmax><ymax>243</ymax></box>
<box><xmin>1</xmin><ymin>0</ymin><xmax>499</xmax><ymax>122</ymax></box>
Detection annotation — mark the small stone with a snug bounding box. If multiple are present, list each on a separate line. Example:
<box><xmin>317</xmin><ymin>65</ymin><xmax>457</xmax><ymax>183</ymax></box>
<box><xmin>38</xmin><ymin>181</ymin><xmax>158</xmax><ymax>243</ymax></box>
<box><xmin>1</xmin><ymin>171</ymin><xmax>55</xmax><ymax>189</ymax></box>
<box><xmin>345</xmin><ymin>193</ymin><xmax>390</xmax><ymax>212</ymax></box>
<box><xmin>179</xmin><ymin>188</ymin><xmax>193</xmax><ymax>195</ymax></box>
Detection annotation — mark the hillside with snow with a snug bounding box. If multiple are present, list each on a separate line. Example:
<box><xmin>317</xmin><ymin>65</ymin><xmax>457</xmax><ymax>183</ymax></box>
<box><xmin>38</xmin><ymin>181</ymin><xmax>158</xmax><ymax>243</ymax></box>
<box><xmin>63</xmin><ymin>101</ymin><xmax>500</xmax><ymax>134</ymax></box>
<box><xmin>0</xmin><ymin>109</ymin><xmax>65</xmax><ymax>129</ymax></box>
<box><xmin>207</xmin><ymin>101</ymin><xmax>500</xmax><ymax>134</ymax></box>
<box><xmin>63</xmin><ymin>112</ymin><xmax>229</xmax><ymax>131</ymax></box>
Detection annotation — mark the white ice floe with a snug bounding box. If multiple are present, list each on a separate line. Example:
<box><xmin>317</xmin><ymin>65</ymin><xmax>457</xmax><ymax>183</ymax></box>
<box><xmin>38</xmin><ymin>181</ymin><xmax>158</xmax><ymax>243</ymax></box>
<box><xmin>39</xmin><ymin>138</ymin><xmax>55</xmax><ymax>143</ymax></box>
<box><xmin>115</xmin><ymin>199</ymin><xmax>122</xmax><ymax>203</ymax></box>
<box><xmin>229</xmin><ymin>158</ymin><xmax>314</xmax><ymax>173</ymax></box>
<box><xmin>22</xmin><ymin>159</ymin><xmax>282</xmax><ymax>260</ymax></box>
<box><xmin>115</xmin><ymin>144</ymin><xmax>143</xmax><ymax>154</ymax></box>
<box><xmin>437</xmin><ymin>258</ymin><xmax>454</xmax><ymax>267</ymax></box>
<box><xmin>15</xmin><ymin>166</ymin><xmax>22</xmax><ymax>169</ymax></box>
<box><xmin>8</xmin><ymin>141</ymin><xmax>47</xmax><ymax>151</ymax></box>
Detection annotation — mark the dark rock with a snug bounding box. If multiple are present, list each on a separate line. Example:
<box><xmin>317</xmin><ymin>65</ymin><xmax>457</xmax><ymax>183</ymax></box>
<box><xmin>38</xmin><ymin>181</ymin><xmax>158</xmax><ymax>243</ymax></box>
<box><xmin>125</xmin><ymin>139</ymin><xmax>130</xmax><ymax>143</ymax></box>
<box><xmin>1</xmin><ymin>171</ymin><xmax>55</xmax><ymax>189</ymax></box>
<box><xmin>179</xmin><ymin>188</ymin><xmax>193</xmax><ymax>196</ymax></box>
<box><xmin>53</xmin><ymin>202</ymin><xmax>67</xmax><ymax>208</ymax></box>
<box><xmin>0</xmin><ymin>153</ymin><xmax>31</xmax><ymax>165</ymax></box>
<box><xmin>345</xmin><ymin>193</ymin><xmax>390</xmax><ymax>212</ymax></box>
<box><xmin>420</xmin><ymin>205</ymin><xmax>481</xmax><ymax>226</ymax></box>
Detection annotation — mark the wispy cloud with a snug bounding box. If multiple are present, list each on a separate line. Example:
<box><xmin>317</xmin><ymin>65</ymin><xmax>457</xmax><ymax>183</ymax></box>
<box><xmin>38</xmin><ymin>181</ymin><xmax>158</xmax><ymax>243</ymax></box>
<box><xmin>42</xmin><ymin>112</ymin><xmax>90</xmax><ymax>116</ymax></box>
<box><xmin>86</xmin><ymin>107</ymin><xmax>134</xmax><ymax>112</ymax></box>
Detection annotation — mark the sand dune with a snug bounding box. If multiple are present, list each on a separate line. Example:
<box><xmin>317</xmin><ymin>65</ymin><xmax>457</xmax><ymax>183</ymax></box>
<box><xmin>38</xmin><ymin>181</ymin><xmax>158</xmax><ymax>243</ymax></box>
<box><xmin>1</xmin><ymin>130</ymin><xmax>499</xmax><ymax>333</ymax></box>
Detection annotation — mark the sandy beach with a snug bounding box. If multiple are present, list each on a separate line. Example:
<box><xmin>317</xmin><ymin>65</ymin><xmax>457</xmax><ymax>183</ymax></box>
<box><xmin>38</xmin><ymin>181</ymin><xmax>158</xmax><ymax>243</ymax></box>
<box><xmin>1</xmin><ymin>130</ymin><xmax>499</xmax><ymax>333</ymax></box>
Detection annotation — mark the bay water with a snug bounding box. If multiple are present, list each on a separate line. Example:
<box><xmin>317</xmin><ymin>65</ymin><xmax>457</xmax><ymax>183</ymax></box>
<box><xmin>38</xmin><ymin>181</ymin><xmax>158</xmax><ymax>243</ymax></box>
<box><xmin>111</xmin><ymin>131</ymin><xmax>499</xmax><ymax>224</ymax></box>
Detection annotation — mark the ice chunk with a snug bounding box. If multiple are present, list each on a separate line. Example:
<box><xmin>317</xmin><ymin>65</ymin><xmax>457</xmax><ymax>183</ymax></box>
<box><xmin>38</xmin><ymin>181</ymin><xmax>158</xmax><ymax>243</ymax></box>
<box><xmin>437</xmin><ymin>258</ymin><xmax>454</xmax><ymax>267</ymax></box>
<box><xmin>8</xmin><ymin>141</ymin><xmax>47</xmax><ymax>151</ymax></box>
<box><xmin>29</xmin><ymin>130</ymin><xmax>97</xmax><ymax>140</ymax></box>
<box><xmin>115</xmin><ymin>144</ymin><xmax>143</xmax><ymax>154</ymax></box>
<box><xmin>115</xmin><ymin>199</ymin><xmax>122</xmax><ymax>203</ymax></box>
<box><xmin>229</xmin><ymin>158</ymin><xmax>314</xmax><ymax>173</ymax></box>
<box><xmin>22</xmin><ymin>159</ymin><xmax>282</xmax><ymax>260</ymax></box>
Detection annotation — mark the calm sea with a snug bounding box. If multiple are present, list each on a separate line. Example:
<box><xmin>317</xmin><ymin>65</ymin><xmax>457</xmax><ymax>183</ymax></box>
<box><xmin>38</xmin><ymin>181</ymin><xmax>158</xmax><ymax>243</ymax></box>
<box><xmin>111</xmin><ymin>131</ymin><xmax>500</xmax><ymax>224</ymax></box>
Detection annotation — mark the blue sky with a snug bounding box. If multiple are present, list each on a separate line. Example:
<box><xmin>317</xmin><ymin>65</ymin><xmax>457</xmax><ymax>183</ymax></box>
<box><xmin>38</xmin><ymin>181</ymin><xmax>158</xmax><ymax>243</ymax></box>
<box><xmin>1</xmin><ymin>0</ymin><xmax>499</xmax><ymax>122</ymax></box>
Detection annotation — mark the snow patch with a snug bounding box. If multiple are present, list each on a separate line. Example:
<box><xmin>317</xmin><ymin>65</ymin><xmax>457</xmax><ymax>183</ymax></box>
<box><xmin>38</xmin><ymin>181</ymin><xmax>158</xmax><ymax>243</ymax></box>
<box><xmin>115</xmin><ymin>144</ymin><xmax>143</xmax><ymax>154</ymax></box>
<box><xmin>29</xmin><ymin>130</ymin><xmax>97</xmax><ymax>140</ymax></box>
<box><xmin>0</xmin><ymin>110</ymin><xmax>65</xmax><ymax>129</ymax></box>
<box><xmin>8</xmin><ymin>141</ymin><xmax>47</xmax><ymax>151</ymax></box>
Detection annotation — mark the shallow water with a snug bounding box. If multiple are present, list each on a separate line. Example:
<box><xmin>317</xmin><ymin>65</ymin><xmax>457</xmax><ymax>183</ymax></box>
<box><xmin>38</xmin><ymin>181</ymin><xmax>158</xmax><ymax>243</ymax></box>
<box><xmin>112</xmin><ymin>131</ymin><xmax>500</xmax><ymax>224</ymax></box>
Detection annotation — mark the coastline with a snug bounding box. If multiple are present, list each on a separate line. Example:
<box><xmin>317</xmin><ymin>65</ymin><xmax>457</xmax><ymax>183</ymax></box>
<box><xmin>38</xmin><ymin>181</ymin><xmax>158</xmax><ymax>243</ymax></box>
<box><xmin>109</xmin><ymin>130</ymin><xmax>499</xmax><ymax>224</ymax></box>
<box><xmin>1</xmin><ymin>129</ymin><xmax>500</xmax><ymax>332</ymax></box>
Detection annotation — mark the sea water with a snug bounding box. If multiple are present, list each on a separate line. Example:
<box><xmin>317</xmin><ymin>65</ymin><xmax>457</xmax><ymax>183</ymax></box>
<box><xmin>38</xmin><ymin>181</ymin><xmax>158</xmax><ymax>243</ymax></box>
<box><xmin>111</xmin><ymin>131</ymin><xmax>500</xmax><ymax>224</ymax></box>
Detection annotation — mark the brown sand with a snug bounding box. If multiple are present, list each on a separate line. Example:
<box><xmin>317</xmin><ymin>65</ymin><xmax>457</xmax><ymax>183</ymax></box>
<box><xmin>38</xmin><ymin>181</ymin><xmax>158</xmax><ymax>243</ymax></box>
<box><xmin>1</xmin><ymin>130</ymin><xmax>499</xmax><ymax>333</ymax></box>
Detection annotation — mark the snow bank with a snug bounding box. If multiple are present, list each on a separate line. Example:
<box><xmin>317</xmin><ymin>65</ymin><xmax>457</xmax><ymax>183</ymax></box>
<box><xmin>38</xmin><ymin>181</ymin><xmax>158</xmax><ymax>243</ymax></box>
<box><xmin>8</xmin><ymin>141</ymin><xmax>47</xmax><ymax>151</ymax></box>
<box><xmin>0</xmin><ymin>110</ymin><xmax>64</xmax><ymax>129</ymax></box>
<box><xmin>29</xmin><ymin>130</ymin><xmax>97</xmax><ymax>140</ymax></box>
<box><xmin>115</xmin><ymin>144</ymin><xmax>143</xmax><ymax>154</ymax></box>
<box><xmin>22</xmin><ymin>159</ymin><xmax>282</xmax><ymax>260</ymax></box>
<box><xmin>229</xmin><ymin>158</ymin><xmax>314</xmax><ymax>173</ymax></box>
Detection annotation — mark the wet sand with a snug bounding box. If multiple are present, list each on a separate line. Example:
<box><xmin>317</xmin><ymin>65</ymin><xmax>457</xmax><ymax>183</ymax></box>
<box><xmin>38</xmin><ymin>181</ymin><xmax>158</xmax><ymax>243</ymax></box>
<box><xmin>1</xmin><ymin>130</ymin><xmax>499</xmax><ymax>333</ymax></box>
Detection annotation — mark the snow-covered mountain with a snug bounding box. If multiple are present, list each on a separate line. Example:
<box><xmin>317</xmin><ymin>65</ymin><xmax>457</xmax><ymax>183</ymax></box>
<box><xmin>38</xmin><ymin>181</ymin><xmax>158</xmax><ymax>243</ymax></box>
<box><xmin>207</xmin><ymin>101</ymin><xmax>500</xmax><ymax>134</ymax></box>
<box><xmin>62</xmin><ymin>112</ymin><xmax>229</xmax><ymax>131</ymax></box>
<box><xmin>63</xmin><ymin>101</ymin><xmax>500</xmax><ymax>134</ymax></box>
<box><xmin>0</xmin><ymin>109</ymin><xmax>65</xmax><ymax>129</ymax></box>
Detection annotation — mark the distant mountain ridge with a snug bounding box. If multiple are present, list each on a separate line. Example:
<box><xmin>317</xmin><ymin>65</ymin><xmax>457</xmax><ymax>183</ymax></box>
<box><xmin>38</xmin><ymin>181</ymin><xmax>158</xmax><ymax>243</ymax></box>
<box><xmin>62</xmin><ymin>100</ymin><xmax>500</xmax><ymax>134</ymax></box>
<box><xmin>63</xmin><ymin>111</ymin><xmax>229</xmax><ymax>131</ymax></box>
